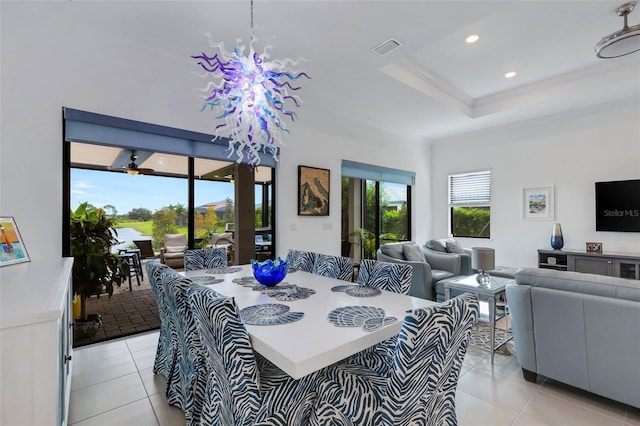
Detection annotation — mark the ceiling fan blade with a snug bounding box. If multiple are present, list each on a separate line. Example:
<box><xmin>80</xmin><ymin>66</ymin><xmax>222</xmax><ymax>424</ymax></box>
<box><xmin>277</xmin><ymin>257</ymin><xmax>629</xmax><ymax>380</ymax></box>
<box><xmin>138</xmin><ymin>168</ymin><xmax>155</xmax><ymax>175</ymax></box>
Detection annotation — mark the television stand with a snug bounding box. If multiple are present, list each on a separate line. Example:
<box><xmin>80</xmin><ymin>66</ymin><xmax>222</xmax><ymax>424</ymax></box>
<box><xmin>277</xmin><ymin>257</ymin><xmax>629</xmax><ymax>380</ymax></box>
<box><xmin>538</xmin><ymin>248</ymin><xmax>640</xmax><ymax>280</ymax></box>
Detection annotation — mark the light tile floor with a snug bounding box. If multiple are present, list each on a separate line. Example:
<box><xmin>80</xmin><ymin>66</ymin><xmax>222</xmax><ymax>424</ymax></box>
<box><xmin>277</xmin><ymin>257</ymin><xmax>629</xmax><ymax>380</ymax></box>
<box><xmin>69</xmin><ymin>331</ymin><xmax>640</xmax><ymax>425</ymax></box>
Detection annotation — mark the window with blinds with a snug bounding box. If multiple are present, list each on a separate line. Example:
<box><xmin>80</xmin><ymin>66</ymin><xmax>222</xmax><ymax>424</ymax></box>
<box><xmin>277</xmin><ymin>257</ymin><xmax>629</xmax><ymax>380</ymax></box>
<box><xmin>448</xmin><ymin>170</ymin><xmax>491</xmax><ymax>238</ymax></box>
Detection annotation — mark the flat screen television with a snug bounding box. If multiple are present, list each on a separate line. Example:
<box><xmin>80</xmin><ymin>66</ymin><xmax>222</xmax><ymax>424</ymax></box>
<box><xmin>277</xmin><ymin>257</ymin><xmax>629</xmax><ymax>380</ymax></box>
<box><xmin>595</xmin><ymin>179</ymin><xmax>640</xmax><ymax>232</ymax></box>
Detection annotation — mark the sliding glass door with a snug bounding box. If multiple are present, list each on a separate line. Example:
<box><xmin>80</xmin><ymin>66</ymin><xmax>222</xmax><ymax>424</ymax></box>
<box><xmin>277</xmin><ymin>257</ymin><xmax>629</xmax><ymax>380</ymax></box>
<box><xmin>342</xmin><ymin>176</ymin><xmax>411</xmax><ymax>262</ymax></box>
<box><xmin>63</xmin><ymin>108</ymin><xmax>277</xmax><ymax>261</ymax></box>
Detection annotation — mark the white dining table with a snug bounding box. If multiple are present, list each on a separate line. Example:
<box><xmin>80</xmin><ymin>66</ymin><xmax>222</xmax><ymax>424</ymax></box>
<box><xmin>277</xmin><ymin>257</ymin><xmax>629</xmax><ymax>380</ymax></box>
<box><xmin>183</xmin><ymin>265</ymin><xmax>437</xmax><ymax>379</ymax></box>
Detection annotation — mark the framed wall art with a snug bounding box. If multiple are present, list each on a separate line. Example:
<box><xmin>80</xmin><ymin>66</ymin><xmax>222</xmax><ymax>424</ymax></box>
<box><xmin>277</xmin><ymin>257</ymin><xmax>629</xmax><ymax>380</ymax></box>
<box><xmin>523</xmin><ymin>186</ymin><xmax>555</xmax><ymax>221</ymax></box>
<box><xmin>298</xmin><ymin>165</ymin><xmax>330</xmax><ymax>216</ymax></box>
<box><xmin>586</xmin><ymin>242</ymin><xmax>603</xmax><ymax>254</ymax></box>
<box><xmin>0</xmin><ymin>216</ymin><xmax>30</xmax><ymax>267</ymax></box>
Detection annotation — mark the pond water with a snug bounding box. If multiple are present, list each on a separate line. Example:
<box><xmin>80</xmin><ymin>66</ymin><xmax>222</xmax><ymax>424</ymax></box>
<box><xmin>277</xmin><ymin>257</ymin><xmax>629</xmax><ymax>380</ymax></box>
<box><xmin>111</xmin><ymin>228</ymin><xmax>151</xmax><ymax>253</ymax></box>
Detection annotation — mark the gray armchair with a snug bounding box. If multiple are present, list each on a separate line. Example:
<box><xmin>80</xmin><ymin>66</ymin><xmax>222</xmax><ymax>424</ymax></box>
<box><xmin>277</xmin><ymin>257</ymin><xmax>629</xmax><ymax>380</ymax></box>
<box><xmin>423</xmin><ymin>238</ymin><xmax>473</xmax><ymax>275</ymax></box>
<box><xmin>376</xmin><ymin>242</ymin><xmax>457</xmax><ymax>301</ymax></box>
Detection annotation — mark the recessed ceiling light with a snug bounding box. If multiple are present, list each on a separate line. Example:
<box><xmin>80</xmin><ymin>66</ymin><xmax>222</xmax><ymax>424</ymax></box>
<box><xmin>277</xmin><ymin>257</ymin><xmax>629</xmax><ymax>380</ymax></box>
<box><xmin>466</xmin><ymin>34</ymin><xmax>479</xmax><ymax>44</ymax></box>
<box><xmin>505</xmin><ymin>71</ymin><xmax>517</xmax><ymax>78</ymax></box>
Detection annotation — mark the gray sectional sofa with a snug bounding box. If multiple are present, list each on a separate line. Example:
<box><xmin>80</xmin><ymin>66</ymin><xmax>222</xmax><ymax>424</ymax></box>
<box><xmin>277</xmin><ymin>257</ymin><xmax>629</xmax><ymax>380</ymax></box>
<box><xmin>506</xmin><ymin>267</ymin><xmax>640</xmax><ymax>409</ymax></box>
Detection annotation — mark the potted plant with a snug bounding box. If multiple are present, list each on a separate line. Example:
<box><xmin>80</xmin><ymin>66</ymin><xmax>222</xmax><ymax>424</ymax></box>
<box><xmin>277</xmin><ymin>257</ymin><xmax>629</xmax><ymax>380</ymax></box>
<box><xmin>70</xmin><ymin>202</ymin><xmax>127</xmax><ymax>336</ymax></box>
<box><xmin>349</xmin><ymin>228</ymin><xmax>377</xmax><ymax>260</ymax></box>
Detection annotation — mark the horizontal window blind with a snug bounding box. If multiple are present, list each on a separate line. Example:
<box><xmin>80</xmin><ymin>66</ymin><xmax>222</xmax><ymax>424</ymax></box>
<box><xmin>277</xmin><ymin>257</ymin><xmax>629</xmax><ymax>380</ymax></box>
<box><xmin>341</xmin><ymin>160</ymin><xmax>415</xmax><ymax>186</ymax></box>
<box><xmin>449</xmin><ymin>170</ymin><xmax>491</xmax><ymax>205</ymax></box>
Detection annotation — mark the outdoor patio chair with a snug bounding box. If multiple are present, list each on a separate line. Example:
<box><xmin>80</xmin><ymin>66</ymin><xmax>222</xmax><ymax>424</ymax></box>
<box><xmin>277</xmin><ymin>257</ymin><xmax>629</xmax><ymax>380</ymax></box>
<box><xmin>133</xmin><ymin>239</ymin><xmax>158</xmax><ymax>260</ymax></box>
<box><xmin>210</xmin><ymin>232</ymin><xmax>233</xmax><ymax>248</ymax></box>
<box><xmin>160</xmin><ymin>234</ymin><xmax>186</xmax><ymax>269</ymax></box>
<box><xmin>117</xmin><ymin>251</ymin><xmax>141</xmax><ymax>291</ymax></box>
<box><xmin>309</xmin><ymin>293</ymin><xmax>479</xmax><ymax>425</ymax></box>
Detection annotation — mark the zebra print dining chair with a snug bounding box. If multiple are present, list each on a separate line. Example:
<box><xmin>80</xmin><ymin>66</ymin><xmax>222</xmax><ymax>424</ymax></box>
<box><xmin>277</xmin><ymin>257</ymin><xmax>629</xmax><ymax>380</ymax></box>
<box><xmin>309</xmin><ymin>293</ymin><xmax>479</xmax><ymax>426</ymax></box>
<box><xmin>187</xmin><ymin>285</ymin><xmax>321</xmax><ymax>425</ymax></box>
<box><xmin>184</xmin><ymin>247</ymin><xmax>227</xmax><ymax>271</ymax></box>
<box><xmin>313</xmin><ymin>253</ymin><xmax>354</xmax><ymax>282</ymax></box>
<box><xmin>286</xmin><ymin>249</ymin><xmax>316</xmax><ymax>273</ymax></box>
<box><xmin>347</xmin><ymin>259</ymin><xmax>414</xmax><ymax>375</ymax></box>
<box><xmin>162</xmin><ymin>270</ymin><xmax>218</xmax><ymax>424</ymax></box>
<box><xmin>145</xmin><ymin>261</ymin><xmax>173</xmax><ymax>379</ymax></box>
<box><xmin>357</xmin><ymin>258</ymin><xmax>413</xmax><ymax>294</ymax></box>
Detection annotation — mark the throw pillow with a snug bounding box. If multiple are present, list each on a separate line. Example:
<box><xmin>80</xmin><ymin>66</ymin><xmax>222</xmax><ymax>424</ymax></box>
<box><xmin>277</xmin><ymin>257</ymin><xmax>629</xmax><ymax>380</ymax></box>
<box><xmin>380</xmin><ymin>243</ymin><xmax>405</xmax><ymax>260</ymax></box>
<box><xmin>445</xmin><ymin>239</ymin><xmax>466</xmax><ymax>254</ymax></box>
<box><xmin>425</xmin><ymin>239</ymin><xmax>447</xmax><ymax>252</ymax></box>
<box><xmin>166</xmin><ymin>245</ymin><xmax>186</xmax><ymax>253</ymax></box>
<box><xmin>403</xmin><ymin>242</ymin><xmax>426</xmax><ymax>263</ymax></box>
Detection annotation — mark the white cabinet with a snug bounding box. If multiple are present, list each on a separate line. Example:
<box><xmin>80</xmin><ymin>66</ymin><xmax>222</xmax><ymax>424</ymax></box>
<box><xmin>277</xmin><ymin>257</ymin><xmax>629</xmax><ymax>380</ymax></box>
<box><xmin>0</xmin><ymin>258</ymin><xmax>74</xmax><ymax>426</ymax></box>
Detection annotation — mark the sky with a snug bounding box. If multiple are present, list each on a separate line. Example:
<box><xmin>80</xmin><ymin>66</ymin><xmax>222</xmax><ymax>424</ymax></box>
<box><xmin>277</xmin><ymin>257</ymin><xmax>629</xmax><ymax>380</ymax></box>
<box><xmin>71</xmin><ymin>169</ymin><xmax>236</xmax><ymax>215</ymax></box>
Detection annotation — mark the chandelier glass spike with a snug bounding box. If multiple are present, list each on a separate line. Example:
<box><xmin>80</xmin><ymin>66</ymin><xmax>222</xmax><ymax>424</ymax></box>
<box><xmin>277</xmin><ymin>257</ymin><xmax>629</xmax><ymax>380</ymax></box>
<box><xmin>192</xmin><ymin>0</ymin><xmax>310</xmax><ymax>166</ymax></box>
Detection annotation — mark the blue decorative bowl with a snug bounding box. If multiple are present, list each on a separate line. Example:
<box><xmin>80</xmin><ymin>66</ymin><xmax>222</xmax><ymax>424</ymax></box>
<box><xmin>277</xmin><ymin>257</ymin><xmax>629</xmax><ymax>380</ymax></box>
<box><xmin>252</xmin><ymin>257</ymin><xmax>289</xmax><ymax>287</ymax></box>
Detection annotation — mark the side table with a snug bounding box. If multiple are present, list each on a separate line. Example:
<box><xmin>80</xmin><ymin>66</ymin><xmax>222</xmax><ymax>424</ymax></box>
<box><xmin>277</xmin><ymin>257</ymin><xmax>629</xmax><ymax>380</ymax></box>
<box><xmin>443</xmin><ymin>274</ymin><xmax>514</xmax><ymax>364</ymax></box>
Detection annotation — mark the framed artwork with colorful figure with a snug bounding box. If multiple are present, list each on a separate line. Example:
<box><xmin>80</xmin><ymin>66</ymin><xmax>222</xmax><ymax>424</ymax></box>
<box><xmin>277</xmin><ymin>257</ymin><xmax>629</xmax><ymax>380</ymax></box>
<box><xmin>0</xmin><ymin>216</ymin><xmax>30</xmax><ymax>266</ymax></box>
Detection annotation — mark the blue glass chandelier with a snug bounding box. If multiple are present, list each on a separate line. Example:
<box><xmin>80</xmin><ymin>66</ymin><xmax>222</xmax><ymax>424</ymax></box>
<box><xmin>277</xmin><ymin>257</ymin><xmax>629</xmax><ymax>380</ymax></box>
<box><xmin>192</xmin><ymin>0</ymin><xmax>310</xmax><ymax>166</ymax></box>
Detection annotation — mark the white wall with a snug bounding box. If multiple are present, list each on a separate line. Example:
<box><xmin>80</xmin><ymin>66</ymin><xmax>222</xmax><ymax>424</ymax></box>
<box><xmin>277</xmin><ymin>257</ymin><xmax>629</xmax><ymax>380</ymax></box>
<box><xmin>6</xmin><ymin>2</ymin><xmax>636</xmax><ymax>270</ymax></box>
<box><xmin>430</xmin><ymin>99</ymin><xmax>640</xmax><ymax>268</ymax></box>
<box><xmin>275</xmin><ymin>119</ymin><xmax>431</xmax><ymax>259</ymax></box>
<box><xmin>0</xmin><ymin>2</ymin><xmax>432</xmax><ymax>261</ymax></box>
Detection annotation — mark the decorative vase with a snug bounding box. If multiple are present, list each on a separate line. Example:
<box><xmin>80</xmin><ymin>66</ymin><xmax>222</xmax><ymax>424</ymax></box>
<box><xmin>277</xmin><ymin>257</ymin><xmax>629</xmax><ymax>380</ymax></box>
<box><xmin>252</xmin><ymin>257</ymin><xmax>289</xmax><ymax>287</ymax></box>
<box><xmin>550</xmin><ymin>223</ymin><xmax>564</xmax><ymax>250</ymax></box>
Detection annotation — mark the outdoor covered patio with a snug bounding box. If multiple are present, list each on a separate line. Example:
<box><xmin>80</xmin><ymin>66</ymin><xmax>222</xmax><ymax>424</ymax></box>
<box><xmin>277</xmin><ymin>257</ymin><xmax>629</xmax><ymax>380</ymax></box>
<box><xmin>73</xmin><ymin>259</ymin><xmax>162</xmax><ymax>347</ymax></box>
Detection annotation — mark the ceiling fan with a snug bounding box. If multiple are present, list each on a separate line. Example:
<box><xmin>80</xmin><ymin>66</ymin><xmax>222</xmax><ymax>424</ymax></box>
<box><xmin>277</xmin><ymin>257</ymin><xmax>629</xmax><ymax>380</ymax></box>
<box><xmin>126</xmin><ymin>151</ymin><xmax>154</xmax><ymax>175</ymax></box>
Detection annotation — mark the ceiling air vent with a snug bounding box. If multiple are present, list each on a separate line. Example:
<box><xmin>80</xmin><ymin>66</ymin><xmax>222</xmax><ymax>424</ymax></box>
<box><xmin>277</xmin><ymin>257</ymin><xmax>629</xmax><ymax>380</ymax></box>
<box><xmin>372</xmin><ymin>38</ymin><xmax>402</xmax><ymax>56</ymax></box>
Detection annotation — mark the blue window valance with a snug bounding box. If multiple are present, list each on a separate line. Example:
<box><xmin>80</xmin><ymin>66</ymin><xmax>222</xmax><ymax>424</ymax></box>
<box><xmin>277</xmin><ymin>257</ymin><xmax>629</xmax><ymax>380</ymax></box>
<box><xmin>63</xmin><ymin>107</ymin><xmax>277</xmax><ymax>167</ymax></box>
<box><xmin>341</xmin><ymin>160</ymin><xmax>415</xmax><ymax>186</ymax></box>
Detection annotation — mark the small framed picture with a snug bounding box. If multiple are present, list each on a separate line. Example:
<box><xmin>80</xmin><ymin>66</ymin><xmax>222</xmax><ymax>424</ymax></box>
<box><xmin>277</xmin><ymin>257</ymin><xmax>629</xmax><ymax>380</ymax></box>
<box><xmin>0</xmin><ymin>216</ymin><xmax>31</xmax><ymax>267</ymax></box>
<box><xmin>523</xmin><ymin>186</ymin><xmax>555</xmax><ymax>221</ymax></box>
<box><xmin>298</xmin><ymin>165</ymin><xmax>330</xmax><ymax>216</ymax></box>
<box><xmin>586</xmin><ymin>242</ymin><xmax>603</xmax><ymax>254</ymax></box>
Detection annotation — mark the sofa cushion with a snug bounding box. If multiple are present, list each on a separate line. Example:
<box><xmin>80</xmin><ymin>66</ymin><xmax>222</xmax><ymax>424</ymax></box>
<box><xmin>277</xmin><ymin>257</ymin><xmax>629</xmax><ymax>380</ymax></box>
<box><xmin>432</xmin><ymin>270</ymin><xmax>456</xmax><ymax>283</ymax></box>
<box><xmin>403</xmin><ymin>242</ymin><xmax>426</xmax><ymax>262</ymax></box>
<box><xmin>164</xmin><ymin>234</ymin><xmax>186</xmax><ymax>246</ymax></box>
<box><xmin>515</xmin><ymin>267</ymin><xmax>640</xmax><ymax>302</ymax></box>
<box><xmin>164</xmin><ymin>251</ymin><xmax>184</xmax><ymax>259</ymax></box>
<box><xmin>165</xmin><ymin>245</ymin><xmax>186</xmax><ymax>253</ymax></box>
<box><xmin>426</xmin><ymin>238</ymin><xmax>466</xmax><ymax>254</ymax></box>
<box><xmin>379</xmin><ymin>243</ymin><xmax>406</xmax><ymax>260</ymax></box>
<box><xmin>445</xmin><ymin>240</ymin><xmax>466</xmax><ymax>254</ymax></box>
<box><xmin>425</xmin><ymin>239</ymin><xmax>448</xmax><ymax>252</ymax></box>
